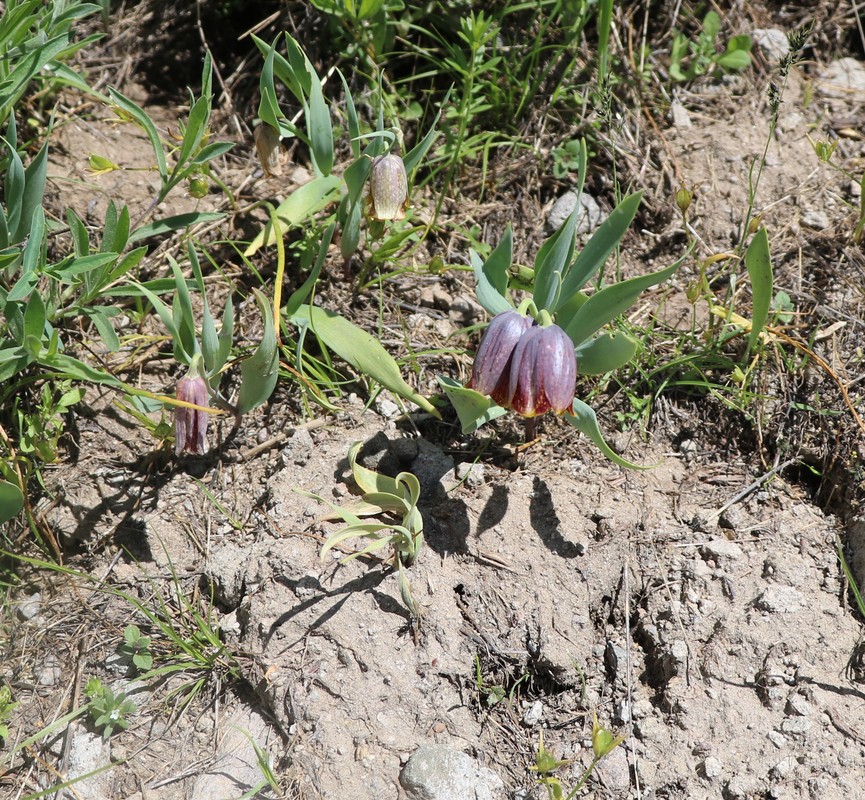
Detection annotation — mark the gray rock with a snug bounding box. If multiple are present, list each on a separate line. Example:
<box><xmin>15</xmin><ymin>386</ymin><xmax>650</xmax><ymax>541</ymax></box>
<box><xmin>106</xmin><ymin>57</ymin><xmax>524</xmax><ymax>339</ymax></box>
<box><xmin>702</xmin><ymin>755</ymin><xmax>723</xmax><ymax>779</ymax></box>
<box><xmin>17</xmin><ymin>591</ymin><xmax>41</xmax><ymax>621</ymax></box>
<box><xmin>191</xmin><ymin>708</ymin><xmax>273</xmax><ymax>800</ymax></box>
<box><xmin>38</xmin><ymin>652</ymin><xmax>61</xmax><ymax>686</ymax></box>
<box><xmin>754</xmin><ymin>586</ymin><xmax>804</xmax><ymax>613</ymax></box>
<box><xmin>780</xmin><ymin>716</ymin><xmax>811</xmax><ymax>735</ymax></box>
<box><xmin>411</xmin><ymin>441</ymin><xmax>456</xmax><ymax>495</ymax></box>
<box><xmin>206</xmin><ymin>543</ymin><xmax>248</xmax><ymax>607</ymax></box>
<box><xmin>771</xmin><ymin>756</ymin><xmax>798</xmax><ymax>780</ymax></box>
<box><xmin>785</xmin><ymin>693</ymin><xmax>812</xmax><ymax>717</ymax></box>
<box><xmin>818</xmin><ymin>57</ymin><xmax>865</xmax><ymax>97</ymax></box>
<box><xmin>726</xmin><ymin>774</ymin><xmax>766</xmax><ymax>798</ymax></box>
<box><xmin>700</xmin><ymin>538</ymin><xmax>743</xmax><ymax>561</ymax></box>
<box><xmin>594</xmin><ymin>745</ymin><xmax>630</xmax><ymax>793</ymax></box>
<box><xmin>801</xmin><ymin>209</ymin><xmax>829</xmax><ymax>231</ymax></box>
<box><xmin>546</xmin><ymin>191</ymin><xmax>607</xmax><ymax>236</ymax></box>
<box><xmin>400</xmin><ymin>744</ymin><xmax>504</xmax><ymax>800</ymax></box>
<box><xmin>455</xmin><ymin>461</ymin><xmax>485</xmax><ymax>489</ymax></box>
<box><xmin>767</xmin><ymin>730</ymin><xmax>787</xmax><ymax>749</ymax></box>
<box><xmin>670</xmin><ymin>97</ymin><xmax>692</xmax><ymax>128</ymax></box>
<box><xmin>752</xmin><ymin>29</ymin><xmax>790</xmax><ymax>62</ymax></box>
<box><xmin>67</xmin><ymin>731</ymin><xmax>113</xmax><ymax>800</ymax></box>
<box><xmin>522</xmin><ymin>700</ymin><xmax>544</xmax><ymax>727</ymax></box>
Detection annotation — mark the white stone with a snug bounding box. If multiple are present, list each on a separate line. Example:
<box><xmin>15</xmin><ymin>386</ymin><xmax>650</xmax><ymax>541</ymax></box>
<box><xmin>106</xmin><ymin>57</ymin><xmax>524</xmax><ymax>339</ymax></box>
<box><xmin>752</xmin><ymin>29</ymin><xmax>790</xmax><ymax>62</ymax></box>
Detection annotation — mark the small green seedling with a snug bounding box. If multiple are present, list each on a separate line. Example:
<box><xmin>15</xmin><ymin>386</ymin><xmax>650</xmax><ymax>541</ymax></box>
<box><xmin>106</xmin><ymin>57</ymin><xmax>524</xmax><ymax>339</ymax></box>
<box><xmin>84</xmin><ymin>677</ymin><xmax>136</xmax><ymax>740</ymax></box>
<box><xmin>118</xmin><ymin>625</ymin><xmax>153</xmax><ymax>674</ymax></box>
<box><xmin>297</xmin><ymin>441</ymin><xmax>424</xmax><ymax>616</ymax></box>
<box><xmin>670</xmin><ymin>11</ymin><xmax>752</xmax><ymax>83</ymax></box>
<box><xmin>532</xmin><ymin>713</ymin><xmax>626</xmax><ymax>799</ymax></box>
<box><xmin>0</xmin><ymin>684</ymin><xmax>17</xmax><ymax>741</ymax></box>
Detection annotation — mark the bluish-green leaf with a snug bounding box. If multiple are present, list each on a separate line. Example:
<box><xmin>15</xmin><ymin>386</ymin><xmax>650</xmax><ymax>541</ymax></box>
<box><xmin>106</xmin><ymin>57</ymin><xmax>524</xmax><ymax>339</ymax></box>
<box><xmin>565</xmin><ymin>398</ymin><xmax>646</xmax><ymax>469</ymax></box>
<box><xmin>437</xmin><ymin>376</ymin><xmax>507</xmax><ymax>433</ymax></box>
<box><xmin>291</xmin><ymin>304</ymin><xmax>440</xmax><ymax>417</ymax></box>
<box><xmin>534</xmin><ymin>199</ymin><xmax>578</xmax><ymax>311</ymax></box>
<box><xmin>236</xmin><ymin>289</ymin><xmax>279</xmax><ymax>414</ymax></box>
<box><xmin>0</xmin><ymin>480</ymin><xmax>24</xmax><ymax>525</ymax></box>
<box><xmin>575</xmin><ymin>331</ymin><xmax>639</xmax><ymax>375</ymax></box>
<box><xmin>285</xmin><ymin>224</ymin><xmax>334</xmax><ymax>318</ymax></box>
<box><xmin>128</xmin><ymin>212</ymin><xmax>225</xmax><ymax>243</ymax></box>
<box><xmin>562</xmin><ymin>257</ymin><xmax>680</xmax><ymax>348</ymax></box>
<box><xmin>744</xmin><ymin>227</ymin><xmax>773</xmax><ymax>354</ymax></box>
<box><xmin>471</xmin><ymin>244</ymin><xmax>512</xmax><ymax>316</ymax></box>
<box><xmin>307</xmin><ymin>77</ymin><xmax>334</xmax><ymax>176</ymax></box>
<box><xmin>556</xmin><ymin>191</ymin><xmax>643</xmax><ymax>308</ymax></box>
<box><xmin>16</xmin><ymin>138</ymin><xmax>48</xmax><ymax>243</ymax></box>
<box><xmin>244</xmin><ymin>175</ymin><xmax>340</xmax><ymax>255</ymax></box>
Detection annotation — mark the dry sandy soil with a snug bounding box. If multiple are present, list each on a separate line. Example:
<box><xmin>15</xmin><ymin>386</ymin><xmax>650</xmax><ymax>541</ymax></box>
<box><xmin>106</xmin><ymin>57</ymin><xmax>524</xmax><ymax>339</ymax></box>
<box><xmin>3</xmin><ymin>4</ymin><xmax>865</xmax><ymax>800</ymax></box>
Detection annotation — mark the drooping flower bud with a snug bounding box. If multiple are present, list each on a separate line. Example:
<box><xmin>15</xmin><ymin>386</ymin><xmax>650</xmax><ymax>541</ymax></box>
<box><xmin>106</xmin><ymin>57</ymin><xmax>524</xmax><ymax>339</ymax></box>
<box><xmin>469</xmin><ymin>310</ymin><xmax>533</xmax><ymax>407</ymax></box>
<box><xmin>174</xmin><ymin>364</ymin><xmax>210</xmax><ymax>455</ymax></box>
<box><xmin>254</xmin><ymin>123</ymin><xmax>282</xmax><ymax>177</ymax></box>
<box><xmin>367</xmin><ymin>153</ymin><xmax>408</xmax><ymax>220</ymax></box>
<box><xmin>507</xmin><ymin>323</ymin><xmax>576</xmax><ymax>417</ymax></box>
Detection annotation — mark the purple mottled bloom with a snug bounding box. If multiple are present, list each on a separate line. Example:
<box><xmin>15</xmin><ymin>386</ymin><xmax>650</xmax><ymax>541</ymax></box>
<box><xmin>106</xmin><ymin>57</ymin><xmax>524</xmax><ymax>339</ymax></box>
<box><xmin>368</xmin><ymin>153</ymin><xmax>408</xmax><ymax>220</ymax></box>
<box><xmin>507</xmin><ymin>323</ymin><xmax>576</xmax><ymax>417</ymax></box>
<box><xmin>469</xmin><ymin>310</ymin><xmax>533</xmax><ymax>407</ymax></box>
<box><xmin>174</xmin><ymin>370</ymin><xmax>209</xmax><ymax>455</ymax></box>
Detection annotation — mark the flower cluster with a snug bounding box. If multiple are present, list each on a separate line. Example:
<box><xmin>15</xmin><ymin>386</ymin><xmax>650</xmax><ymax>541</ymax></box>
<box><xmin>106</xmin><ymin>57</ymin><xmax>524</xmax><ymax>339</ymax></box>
<box><xmin>469</xmin><ymin>310</ymin><xmax>576</xmax><ymax>417</ymax></box>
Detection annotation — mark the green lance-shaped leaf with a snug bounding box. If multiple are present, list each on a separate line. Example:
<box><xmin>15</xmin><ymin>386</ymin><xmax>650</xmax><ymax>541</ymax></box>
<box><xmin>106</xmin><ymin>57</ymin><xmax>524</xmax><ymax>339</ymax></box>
<box><xmin>236</xmin><ymin>289</ymin><xmax>279</xmax><ymax>414</ymax></box>
<box><xmin>562</xmin><ymin>257</ymin><xmax>681</xmax><ymax>349</ymax></box>
<box><xmin>565</xmin><ymin>399</ymin><xmax>648</xmax><ymax>470</ymax></box>
<box><xmin>556</xmin><ymin>191</ymin><xmax>643</xmax><ymax>310</ymax></box>
<box><xmin>15</xmin><ymin>137</ymin><xmax>48</xmax><ymax>244</ymax></box>
<box><xmin>744</xmin><ymin>227</ymin><xmax>773</xmax><ymax>355</ymax></box>
<box><xmin>575</xmin><ymin>330</ymin><xmax>639</xmax><ymax>375</ymax></box>
<box><xmin>0</xmin><ymin>480</ymin><xmax>24</xmax><ymax>525</ymax></box>
<box><xmin>291</xmin><ymin>305</ymin><xmax>440</xmax><ymax>417</ymax></box>
<box><xmin>471</xmin><ymin>226</ymin><xmax>513</xmax><ymax>315</ymax></box>
<box><xmin>348</xmin><ymin>440</ymin><xmax>402</xmax><ymax>496</ymax></box>
<box><xmin>307</xmin><ymin>75</ymin><xmax>334</xmax><ymax>177</ymax></box>
<box><xmin>437</xmin><ymin>376</ymin><xmax>508</xmax><ymax>433</ymax></box>
<box><xmin>533</xmin><ymin>199</ymin><xmax>579</xmax><ymax>312</ymax></box>
<box><xmin>244</xmin><ymin>175</ymin><xmax>341</xmax><ymax>255</ymax></box>
<box><xmin>128</xmin><ymin>212</ymin><xmax>226</xmax><ymax>244</ymax></box>
<box><xmin>108</xmin><ymin>86</ymin><xmax>168</xmax><ymax>181</ymax></box>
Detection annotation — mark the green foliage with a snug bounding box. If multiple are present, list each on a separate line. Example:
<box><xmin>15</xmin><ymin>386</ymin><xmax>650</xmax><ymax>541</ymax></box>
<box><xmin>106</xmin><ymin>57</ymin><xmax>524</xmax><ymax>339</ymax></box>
<box><xmin>0</xmin><ymin>0</ymin><xmax>103</xmax><ymax>131</ymax></box>
<box><xmin>448</xmin><ymin>158</ymin><xmax>683</xmax><ymax>463</ymax></box>
<box><xmin>84</xmin><ymin>677</ymin><xmax>136</xmax><ymax>740</ymax></box>
<box><xmin>104</xmin><ymin>53</ymin><xmax>233</xmax><ymax>206</ymax></box>
<box><xmin>118</xmin><ymin>625</ymin><xmax>153</xmax><ymax>674</ymax></box>
<box><xmin>669</xmin><ymin>11</ymin><xmax>752</xmax><ymax>82</ymax></box>
<box><xmin>298</xmin><ymin>441</ymin><xmax>424</xmax><ymax>616</ymax></box>
<box><xmin>0</xmin><ymin>684</ymin><xmax>17</xmax><ymax>741</ymax></box>
<box><xmin>532</xmin><ymin>715</ymin><xmax>626</xmax><ymax>800</ymax></box>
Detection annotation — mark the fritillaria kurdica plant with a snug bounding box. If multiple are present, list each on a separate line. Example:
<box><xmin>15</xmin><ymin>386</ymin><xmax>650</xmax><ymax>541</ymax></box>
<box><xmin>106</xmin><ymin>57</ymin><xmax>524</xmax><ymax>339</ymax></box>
<box><xmin>439</xmin><ymin>139</ymin><xmax>687</xmax><ymax>467</ymax></box>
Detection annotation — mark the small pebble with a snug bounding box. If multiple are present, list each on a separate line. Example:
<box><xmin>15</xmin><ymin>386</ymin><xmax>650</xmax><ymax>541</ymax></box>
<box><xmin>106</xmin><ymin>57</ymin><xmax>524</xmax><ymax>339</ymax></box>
<box><xmin>17</xmin><ymin>592</ymin><xmax>41</xmax><ymax>621</ymax></box>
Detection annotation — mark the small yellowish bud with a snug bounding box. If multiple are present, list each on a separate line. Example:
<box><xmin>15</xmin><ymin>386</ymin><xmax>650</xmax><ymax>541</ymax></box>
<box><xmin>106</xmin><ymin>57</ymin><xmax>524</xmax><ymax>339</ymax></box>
<box><xmin>748</xmin><ymin>215</ymin><xmax>763</xmax><ymax>235</ymax></box>
<box><xmin>187</xmin><ymin>175</ymin><xmax>209</xmax><ymax>198</ymax></box>
<box><xmin>676</xmin><ymin>185</ymin><xmax>692</xmax><ymax>215</ymax></box>
<box><xmin>88</xmin><ymin>154</ymin><xmax>120</xmax><ymax>176</ymax></box>
<box><xmin>592</xmin><ymin>711</ymin><xmax>625</xmax><ymax>760</ymax></box>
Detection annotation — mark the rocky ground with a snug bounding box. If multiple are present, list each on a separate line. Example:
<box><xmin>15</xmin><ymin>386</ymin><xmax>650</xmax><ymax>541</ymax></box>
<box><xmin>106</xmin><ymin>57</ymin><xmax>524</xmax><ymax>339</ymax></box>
<box><xmin>4</xmin><ymin>4</ymin><xmax>865</xmax><ymax>800</ymax></box>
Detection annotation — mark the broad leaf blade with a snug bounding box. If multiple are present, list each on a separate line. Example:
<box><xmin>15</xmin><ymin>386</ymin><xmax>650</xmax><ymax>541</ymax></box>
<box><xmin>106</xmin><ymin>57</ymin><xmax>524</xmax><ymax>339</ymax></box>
<box><xmin>575</xmin><ymin>331</ymin><xmax>639</xmax><ymax>375</ymax></box>
<box><xmin>744</xmin><ymin>227</ymin><xmax>772</xmax><ymax>354</ymax></box>
<box><xmin>556</xmin><ymin>191</ymin><xmax>643</xmax><ymax>308</ymax></box>
<box><xmin>291</xmin><ymin>304</ymin><xmax>440</xmax><ymax>417</ymax></box>
<box><xmin>565</xmin><ymin>399</ymin><xmax>646</xmax><ymax>469</ymax></box>
<box><xmin>437</xmin><ymin>376</ymin><xmax>507</xmax><ymax>433</ymax></box>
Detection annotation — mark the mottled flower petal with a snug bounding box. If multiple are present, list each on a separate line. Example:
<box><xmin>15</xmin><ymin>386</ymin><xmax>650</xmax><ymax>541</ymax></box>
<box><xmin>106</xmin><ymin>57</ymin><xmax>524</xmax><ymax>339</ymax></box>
<box><xmin>368</xmin><ymin>153</ymin><xmax>408</xmax><ymax>220</ymax></box>
<box><xmin>175</xmin><ymin>370</ymin><xmax>210</xmax><ymax>455</ymax></box>
<box><xmin>469</xmin><ymin>310</ymin><xmax>533</xmax><ymax>405</ymax></box>
<box><xmin>508</xmin><ymin>323</ymin><xmax>576</xmax><ymax>417</ymax></box>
